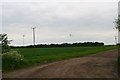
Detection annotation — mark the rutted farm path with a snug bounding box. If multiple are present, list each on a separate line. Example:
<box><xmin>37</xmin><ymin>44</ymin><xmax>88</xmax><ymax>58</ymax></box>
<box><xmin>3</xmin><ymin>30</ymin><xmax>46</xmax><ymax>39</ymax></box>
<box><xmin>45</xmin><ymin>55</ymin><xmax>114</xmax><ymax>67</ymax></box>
<box><xmin>3</xmin><ymin>49</ymin><xmax>119</xmax><ymax>78</ymax></box>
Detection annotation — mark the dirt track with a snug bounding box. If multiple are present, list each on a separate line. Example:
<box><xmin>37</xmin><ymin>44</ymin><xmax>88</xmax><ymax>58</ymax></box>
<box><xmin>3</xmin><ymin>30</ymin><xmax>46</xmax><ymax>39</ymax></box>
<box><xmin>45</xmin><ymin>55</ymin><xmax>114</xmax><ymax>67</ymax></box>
<box><xmin>3</xmin><ymin>49</ymin><xmax>119</xmax><ymax>78</ymax></box>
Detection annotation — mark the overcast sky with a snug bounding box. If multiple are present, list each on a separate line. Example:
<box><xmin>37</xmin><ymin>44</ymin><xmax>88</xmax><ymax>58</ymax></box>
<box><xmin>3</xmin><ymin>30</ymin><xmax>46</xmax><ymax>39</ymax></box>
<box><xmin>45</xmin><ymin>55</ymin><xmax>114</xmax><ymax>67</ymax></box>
<box><xmin>1</xmin><ymin>0</ymin><xmax>119</xmax><ymax>46</ymax></box>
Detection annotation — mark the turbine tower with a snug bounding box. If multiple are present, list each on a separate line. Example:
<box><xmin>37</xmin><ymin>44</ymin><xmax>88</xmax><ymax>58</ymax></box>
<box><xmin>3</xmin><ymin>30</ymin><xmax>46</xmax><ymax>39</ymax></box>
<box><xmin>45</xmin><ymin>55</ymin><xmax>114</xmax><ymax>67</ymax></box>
<box><xmin>32</xmin><ymin>27</ymin><xmax>36</xmax><ymax>48</ymax></box>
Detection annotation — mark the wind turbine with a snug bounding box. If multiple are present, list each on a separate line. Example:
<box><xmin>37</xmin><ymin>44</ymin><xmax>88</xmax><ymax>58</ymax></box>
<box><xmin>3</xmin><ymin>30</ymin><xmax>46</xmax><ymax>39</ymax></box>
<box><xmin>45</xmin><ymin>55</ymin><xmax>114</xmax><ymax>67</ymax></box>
<box><xmin>69</xmin><ymin>34</ymin><xmax>72</xmax><ymax>37</ymax></box>
<box><xmin>22</xmin><ymin>35</ymin><xmax>25</xmax><ymax>46</ymax></box>
<box><xmin>31</xmin><ymin>27</ymin><xmax>36</xmax><ymax>48</ymax></box>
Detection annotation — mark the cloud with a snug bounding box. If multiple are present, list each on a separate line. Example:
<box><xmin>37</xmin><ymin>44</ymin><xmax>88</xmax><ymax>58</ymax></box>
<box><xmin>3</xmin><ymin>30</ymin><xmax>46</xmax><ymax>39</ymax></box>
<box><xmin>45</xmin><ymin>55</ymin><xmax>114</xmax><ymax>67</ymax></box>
<box><xmin>2</xmin><ymin>1</ymin><xmax>118</xmax><ymax>45</ymax></box>
<box><xmin>2</xmin><ymin>0</ymin><xmax>119</xmax><ymax>2</ymax></box>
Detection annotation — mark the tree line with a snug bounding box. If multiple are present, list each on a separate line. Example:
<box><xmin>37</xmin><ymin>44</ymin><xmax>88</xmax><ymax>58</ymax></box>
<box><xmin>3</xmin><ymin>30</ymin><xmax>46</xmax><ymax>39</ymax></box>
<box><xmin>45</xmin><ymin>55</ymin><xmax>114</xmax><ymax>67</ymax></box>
<box><xmin>0</xmin><ymin>33</ymin><xmax>105</xmax><ymax>52</ymax></box>
<box><xmin>11</xmin><ymin>42</ymin><xmax>104</xmax><ymax>48</ymax></box>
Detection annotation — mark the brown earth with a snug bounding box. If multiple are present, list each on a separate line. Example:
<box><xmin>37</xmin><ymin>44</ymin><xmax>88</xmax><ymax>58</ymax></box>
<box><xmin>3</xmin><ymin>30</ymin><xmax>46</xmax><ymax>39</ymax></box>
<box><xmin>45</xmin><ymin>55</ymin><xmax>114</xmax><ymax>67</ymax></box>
<box><xmin>3</xmin><ymin>49</ymin><xmax>119</xmax><ymax>78</ymax></box>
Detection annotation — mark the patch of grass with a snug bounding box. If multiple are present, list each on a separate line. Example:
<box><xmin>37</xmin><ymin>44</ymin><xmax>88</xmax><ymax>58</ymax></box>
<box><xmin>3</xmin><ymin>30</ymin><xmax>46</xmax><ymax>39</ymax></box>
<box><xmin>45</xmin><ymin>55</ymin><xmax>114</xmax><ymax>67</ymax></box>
<box><xmin>18</xmin><ymin>46</ymin><xmax>117</xmax><ymax>57</ymax></box>
<box><xmin>4</xmin><ymin>46</ymin><xmax>118</xmax><ymax>72</ymax></box>
<box><xmin>18</xmin><ymin>46</ymin><xmax>117</xmax><ymax>66</ymax></box>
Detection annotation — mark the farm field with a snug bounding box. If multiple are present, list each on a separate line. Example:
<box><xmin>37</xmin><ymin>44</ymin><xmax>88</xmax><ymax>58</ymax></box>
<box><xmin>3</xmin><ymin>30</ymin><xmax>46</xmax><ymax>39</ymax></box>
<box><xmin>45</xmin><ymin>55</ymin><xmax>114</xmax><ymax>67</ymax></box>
<box><xmin>16</xmin><ymin>46</ymin><xmax>118</xmax><ymax>67</ymax></box>
<box><xmin>4</xmin><ymin>46</ymin><xmax>119</xmax><ymax>78</ymax></box>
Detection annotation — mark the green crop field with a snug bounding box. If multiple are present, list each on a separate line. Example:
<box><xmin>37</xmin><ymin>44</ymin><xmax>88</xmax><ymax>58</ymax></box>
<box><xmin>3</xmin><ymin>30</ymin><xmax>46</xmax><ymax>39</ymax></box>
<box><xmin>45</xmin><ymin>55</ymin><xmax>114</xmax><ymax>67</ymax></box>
<box><xmin>16</xmin><ymin>46</ymin><xmax>118</xmax><ymax>66</ymax></box>
<box><xmin>3</xmin><ymin>46</ymin><xmax>118</xmax><ymax>72</ymax></box>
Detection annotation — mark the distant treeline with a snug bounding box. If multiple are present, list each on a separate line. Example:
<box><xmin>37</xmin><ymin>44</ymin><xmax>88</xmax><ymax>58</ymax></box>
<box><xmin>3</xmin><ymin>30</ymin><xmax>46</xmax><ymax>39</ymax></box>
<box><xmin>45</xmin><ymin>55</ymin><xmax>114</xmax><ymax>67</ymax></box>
<box><xmin>11</xmin><ymin>42</ymin><xmax>104</xmax><ymax>48</ymax></box>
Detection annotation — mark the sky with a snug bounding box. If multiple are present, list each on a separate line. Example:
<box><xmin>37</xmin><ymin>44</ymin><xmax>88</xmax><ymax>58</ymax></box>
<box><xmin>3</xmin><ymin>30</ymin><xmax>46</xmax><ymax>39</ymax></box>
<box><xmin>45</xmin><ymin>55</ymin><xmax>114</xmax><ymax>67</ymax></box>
<box><xmin>1</xmin><ymin>0</ymin><xmax>120</xmax><ymax>46</ymax></box>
